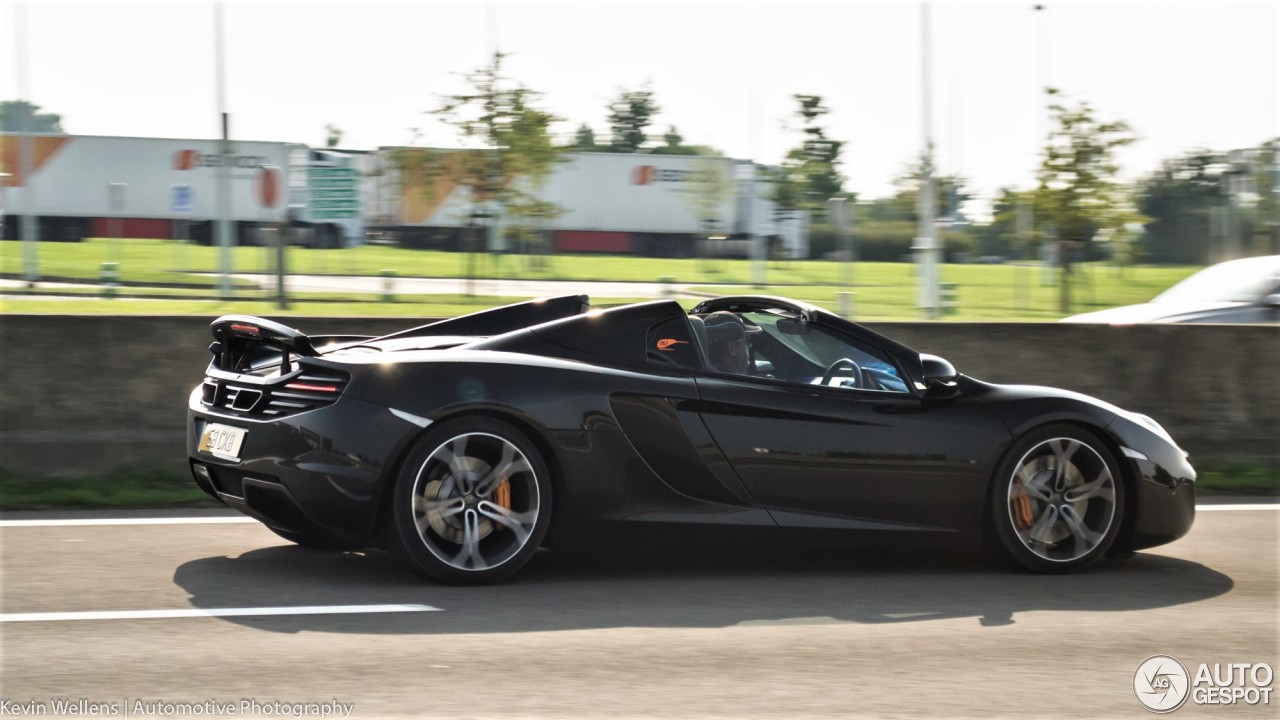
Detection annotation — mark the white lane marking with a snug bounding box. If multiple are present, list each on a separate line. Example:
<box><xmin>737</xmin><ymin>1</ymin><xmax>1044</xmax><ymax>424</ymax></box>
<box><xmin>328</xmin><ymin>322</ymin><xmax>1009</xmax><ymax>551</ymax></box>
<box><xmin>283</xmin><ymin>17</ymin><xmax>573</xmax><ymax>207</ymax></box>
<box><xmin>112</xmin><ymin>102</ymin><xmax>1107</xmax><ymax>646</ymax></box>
<box><xmin>0</xmin><ymin>517</ymin><xmax>257</xmax><ymax>527</ymax></box>
<box><xmin>1</xmin><ymin>604</ymin><xmax>441</xmax><ymax>623</ymax></box>
<box><xmin>1196</xmin><ymin>504</ymin><xmax>1279</xmax><ymax>512</ymax></box>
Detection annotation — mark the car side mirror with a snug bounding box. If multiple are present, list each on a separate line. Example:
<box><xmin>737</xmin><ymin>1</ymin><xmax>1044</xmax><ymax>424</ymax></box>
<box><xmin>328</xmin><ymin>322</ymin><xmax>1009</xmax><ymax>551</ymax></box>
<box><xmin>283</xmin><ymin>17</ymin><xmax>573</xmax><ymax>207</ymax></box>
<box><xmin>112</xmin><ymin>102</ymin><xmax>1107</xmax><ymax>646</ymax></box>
<box><xmin>920</xmin><ymin>354</ymin><xmax>958</xmax><ymax>389</ymax></box>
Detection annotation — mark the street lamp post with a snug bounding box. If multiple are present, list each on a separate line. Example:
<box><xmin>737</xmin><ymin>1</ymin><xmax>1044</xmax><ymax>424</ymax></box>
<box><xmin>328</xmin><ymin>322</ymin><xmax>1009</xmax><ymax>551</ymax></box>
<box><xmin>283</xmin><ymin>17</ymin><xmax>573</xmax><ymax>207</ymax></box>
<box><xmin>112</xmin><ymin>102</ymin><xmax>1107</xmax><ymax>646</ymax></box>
<box><xmin>915</xmin><ymin>2</ymin><xmax>939</xmax><ymax>319</ymax></box>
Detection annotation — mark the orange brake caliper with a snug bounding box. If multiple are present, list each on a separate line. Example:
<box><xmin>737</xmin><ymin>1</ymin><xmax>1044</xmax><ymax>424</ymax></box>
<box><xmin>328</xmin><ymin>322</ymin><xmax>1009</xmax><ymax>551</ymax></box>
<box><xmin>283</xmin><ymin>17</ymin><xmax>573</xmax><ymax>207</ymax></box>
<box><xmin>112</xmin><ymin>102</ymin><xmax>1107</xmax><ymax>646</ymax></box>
<box><xmin>492</xmin><ymin>479</ymin><xmax>511</xmax><ymax>530</ymax></box>
<box><xmin>1011</xmin><ymin>481</ymin><xmax>1034</xmax><ymax>530</ymax></box>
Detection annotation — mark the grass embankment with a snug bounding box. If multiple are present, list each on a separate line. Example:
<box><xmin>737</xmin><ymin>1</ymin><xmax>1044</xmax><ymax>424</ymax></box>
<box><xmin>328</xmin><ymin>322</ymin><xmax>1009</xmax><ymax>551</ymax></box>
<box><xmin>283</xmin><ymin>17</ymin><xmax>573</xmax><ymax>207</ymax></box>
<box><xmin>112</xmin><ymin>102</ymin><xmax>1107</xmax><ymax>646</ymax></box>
<box><xmin>0</xmin><ymin>469</ymin><xmax>217</xmax><ymax>510</ymax></box>
<box><xmin>2</xmin><ymin>237</ymin><xmax>1198</xmax><ymax>320</ymax></box>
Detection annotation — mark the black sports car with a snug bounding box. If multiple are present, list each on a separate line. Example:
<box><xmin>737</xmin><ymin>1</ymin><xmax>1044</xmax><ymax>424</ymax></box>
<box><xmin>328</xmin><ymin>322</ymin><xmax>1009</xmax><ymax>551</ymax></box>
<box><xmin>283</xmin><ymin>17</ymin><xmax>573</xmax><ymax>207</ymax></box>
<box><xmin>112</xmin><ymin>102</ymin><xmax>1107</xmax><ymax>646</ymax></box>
<box><xmin>187</xmin><ymin>295</ymin><xmax>1195</xmax><ymax>584</ymax></box>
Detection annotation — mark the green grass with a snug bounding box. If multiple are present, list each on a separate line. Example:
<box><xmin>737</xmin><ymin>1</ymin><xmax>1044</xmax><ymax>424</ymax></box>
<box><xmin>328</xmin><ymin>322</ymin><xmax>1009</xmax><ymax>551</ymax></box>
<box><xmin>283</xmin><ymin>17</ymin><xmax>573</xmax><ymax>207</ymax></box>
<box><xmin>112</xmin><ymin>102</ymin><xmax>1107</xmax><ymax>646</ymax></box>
<box><xmin>1193</xmin><ymin>460</ymin><xmax>1280</xmax><ymax>497</ymax></box>
<box><xmin>0</xmin><ymin>468</ymin><xmax>218</xmax><ymax>510</ymax></box>
<box><xmin>2</xmin><ymin>237</ymin><xmax>1200</xmax><ymax>321</ymax></box>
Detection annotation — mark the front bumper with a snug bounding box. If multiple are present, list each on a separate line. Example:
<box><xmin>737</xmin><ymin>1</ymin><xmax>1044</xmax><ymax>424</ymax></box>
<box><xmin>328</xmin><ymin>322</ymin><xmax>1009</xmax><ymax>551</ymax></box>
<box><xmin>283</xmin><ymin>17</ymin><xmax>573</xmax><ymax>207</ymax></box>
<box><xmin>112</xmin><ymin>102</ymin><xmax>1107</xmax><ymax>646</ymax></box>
<box><xmin>1110</xmin><ymin>420</ymin><xmax>1197</xmax><ymax>552</ymax></box>
<box><xmin>187</xmin><ymin>387</ymin><xmax>422</xmax><ymax>544</ymax></box>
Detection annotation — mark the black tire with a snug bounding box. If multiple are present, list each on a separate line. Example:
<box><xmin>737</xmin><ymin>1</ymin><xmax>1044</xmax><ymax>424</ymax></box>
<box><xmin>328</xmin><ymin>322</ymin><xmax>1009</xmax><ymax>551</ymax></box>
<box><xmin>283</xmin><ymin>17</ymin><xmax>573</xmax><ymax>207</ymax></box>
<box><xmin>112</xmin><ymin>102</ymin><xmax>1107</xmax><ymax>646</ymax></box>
<box><xmin>266</xmin><ymin>526</ymin><xmax>355</xmax><ymax>551</ymax></box>
<box><xmin>989</xmin><ymin>424</ymin><xmax>1125</xmax><ymax>573</ymax></box>
<box><xmin>389</xmin><ymin>417</ymin><xmax>552</xmax><ymax>585</ymax></box>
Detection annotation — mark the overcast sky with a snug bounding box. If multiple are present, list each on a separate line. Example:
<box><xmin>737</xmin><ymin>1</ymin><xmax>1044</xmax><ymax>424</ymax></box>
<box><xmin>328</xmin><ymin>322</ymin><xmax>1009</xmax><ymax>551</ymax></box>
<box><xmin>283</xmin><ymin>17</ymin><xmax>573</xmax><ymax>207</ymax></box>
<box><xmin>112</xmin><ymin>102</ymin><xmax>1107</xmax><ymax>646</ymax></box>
<box><xmin>3</xmin><ymin>0</ymin><xmax>1277</xmax><ymax>212</ymax></box>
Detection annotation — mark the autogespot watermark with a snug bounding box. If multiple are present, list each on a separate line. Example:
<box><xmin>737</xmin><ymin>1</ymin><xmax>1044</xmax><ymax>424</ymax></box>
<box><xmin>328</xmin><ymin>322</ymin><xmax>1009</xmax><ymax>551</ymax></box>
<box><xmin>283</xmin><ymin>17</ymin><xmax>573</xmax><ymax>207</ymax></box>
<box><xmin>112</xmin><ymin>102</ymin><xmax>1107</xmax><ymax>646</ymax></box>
<box><xmin>1134</xmin><ymin>655</ymin><xmax>1274</xmax><ymax>713</ymax></box>
<box><xmin>0</xmin><ymin>698</ymin><xmax>354</xmax><ymax>717</ymax></box>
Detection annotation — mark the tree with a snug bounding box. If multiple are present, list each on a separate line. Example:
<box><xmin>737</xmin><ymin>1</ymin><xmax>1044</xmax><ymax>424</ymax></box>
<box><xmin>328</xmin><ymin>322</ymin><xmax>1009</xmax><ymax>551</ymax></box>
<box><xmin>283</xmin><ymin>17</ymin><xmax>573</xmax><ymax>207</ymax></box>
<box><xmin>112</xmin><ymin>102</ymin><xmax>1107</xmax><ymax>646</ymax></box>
<box><xmin>684</xmin><ymin>155</ymin><xmax>734</xmax><ymax>269</ymax></box>
<box><xmin>978</xmin><ymin>187</ymin><xmax>1033</xmax><ymax>259</ymax></box>
<box><xmin>411</xmin><ymin>51</ymin><xmax>566</xmax><ymax>280</ymax></box>
<box><xmin>606</xmin><ymin>87</ymin><xmax>659</xmax><ymax>152</ymax></box>
<box><xmin>778</xmin><ymin>95</ymin><xmax>845</xmax><ymax>211</ymax></box>
<box><xmin>767</xmin><ymin>166</ymin><xmax>803</xmax><ymax>222</ymax></box>
<box><xmin>0</xmin><ymin>100</ymin><xmax>64</xmax><ymax>133</ymax></box>
<box><xmin>1136</xmin><ymin>149</ymin><xmax>1224</xmax><ymax>263</ymax></box>
<box><xmin>568</xmin><ymin>123</ymin><xmax>599</xmax><ymax>151</ymax></box>
<box><xmin>883</xmin><ymin>144</ymin><xmax>970</xmax><ymax>224</ymax></box>
<box><xmin>1032</xmin><ymin>88</ymin><xmax>1137</xmax><ymax>311</ymax></box>
<box><xmin>324</xmin><ymin>124</ymin><xmax>343</xmax><ymax>148</ymax></box>
<box><xmin>651</xmin><ymin>125</ymin><xmax>699</xmax><ymax>156</ymax></box>
<box><xmin>1249</xmin><ymin>138</ymin><xmax>1280</xmax><ymax>257</ymax></box>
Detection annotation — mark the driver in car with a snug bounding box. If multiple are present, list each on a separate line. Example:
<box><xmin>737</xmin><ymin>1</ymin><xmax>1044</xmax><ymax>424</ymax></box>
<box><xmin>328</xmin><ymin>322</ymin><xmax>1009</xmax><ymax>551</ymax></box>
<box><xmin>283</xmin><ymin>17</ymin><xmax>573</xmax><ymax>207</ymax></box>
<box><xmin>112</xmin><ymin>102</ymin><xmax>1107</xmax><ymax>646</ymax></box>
<box><xmin>703</xmin><ymin>312</ymin><xmax>761</xmax><ymax>375</ymax></box>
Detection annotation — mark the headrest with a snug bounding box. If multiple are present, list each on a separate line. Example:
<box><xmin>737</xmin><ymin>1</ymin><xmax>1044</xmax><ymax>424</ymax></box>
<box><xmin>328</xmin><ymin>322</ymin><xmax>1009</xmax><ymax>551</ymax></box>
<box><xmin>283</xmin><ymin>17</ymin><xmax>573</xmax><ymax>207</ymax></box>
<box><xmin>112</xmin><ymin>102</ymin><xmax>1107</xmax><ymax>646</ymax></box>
<box><xmin>703</xmin><ymin>312</ymin><xmax>761</xmax><ymax>343</ymax></box>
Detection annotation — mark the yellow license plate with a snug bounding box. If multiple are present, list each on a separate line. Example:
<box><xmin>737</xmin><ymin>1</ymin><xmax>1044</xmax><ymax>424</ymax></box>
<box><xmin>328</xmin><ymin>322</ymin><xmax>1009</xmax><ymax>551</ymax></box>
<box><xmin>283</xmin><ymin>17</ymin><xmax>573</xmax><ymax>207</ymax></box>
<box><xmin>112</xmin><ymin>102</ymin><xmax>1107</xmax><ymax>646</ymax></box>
<box><xmin>199</xmin><ymin>423</ymin><xmax>247</xmax><ymax>461</ymax></box>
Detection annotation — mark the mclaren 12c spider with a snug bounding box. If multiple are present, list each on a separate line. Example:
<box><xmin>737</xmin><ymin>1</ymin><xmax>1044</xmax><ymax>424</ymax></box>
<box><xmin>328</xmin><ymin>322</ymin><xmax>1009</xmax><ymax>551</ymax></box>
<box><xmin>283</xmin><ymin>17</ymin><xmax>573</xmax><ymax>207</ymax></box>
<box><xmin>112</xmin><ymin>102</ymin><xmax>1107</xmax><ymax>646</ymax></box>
<box><xmin>187</xmin><ymin>295</ymin><xmax>1195</xmax><ymax>583</ymax></box>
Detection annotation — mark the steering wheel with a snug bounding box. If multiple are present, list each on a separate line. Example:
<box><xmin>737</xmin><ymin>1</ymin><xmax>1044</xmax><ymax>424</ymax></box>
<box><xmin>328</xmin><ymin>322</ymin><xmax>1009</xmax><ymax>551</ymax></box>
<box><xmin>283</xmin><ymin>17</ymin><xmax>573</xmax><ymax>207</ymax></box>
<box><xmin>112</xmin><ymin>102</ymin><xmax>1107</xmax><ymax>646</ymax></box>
<box><xmin>820</xmin><ymin>358</ymin><xmax>863</xmax><ymax>388</ymax></box>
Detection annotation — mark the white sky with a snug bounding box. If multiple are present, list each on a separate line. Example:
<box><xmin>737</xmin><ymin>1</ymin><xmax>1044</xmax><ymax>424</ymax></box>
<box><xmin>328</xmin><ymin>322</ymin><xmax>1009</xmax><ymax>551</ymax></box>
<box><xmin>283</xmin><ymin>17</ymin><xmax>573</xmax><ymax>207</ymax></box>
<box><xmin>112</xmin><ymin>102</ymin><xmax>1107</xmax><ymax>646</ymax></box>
<box><xmin>3</xmin><ymin>0</ymin><xmax>1277</xmax><ymax>213</ymax></box>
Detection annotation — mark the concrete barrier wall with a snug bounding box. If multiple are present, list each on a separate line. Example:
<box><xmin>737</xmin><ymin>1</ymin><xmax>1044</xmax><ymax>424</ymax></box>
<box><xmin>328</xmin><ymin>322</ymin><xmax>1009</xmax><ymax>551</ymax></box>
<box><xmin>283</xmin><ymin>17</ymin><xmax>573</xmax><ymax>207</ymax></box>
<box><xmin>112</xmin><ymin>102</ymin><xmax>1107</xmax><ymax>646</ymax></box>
<box><xmin>1</xmin><ymin>315</ymin><xmax>1275</xmax><ymax>478</ymax></box>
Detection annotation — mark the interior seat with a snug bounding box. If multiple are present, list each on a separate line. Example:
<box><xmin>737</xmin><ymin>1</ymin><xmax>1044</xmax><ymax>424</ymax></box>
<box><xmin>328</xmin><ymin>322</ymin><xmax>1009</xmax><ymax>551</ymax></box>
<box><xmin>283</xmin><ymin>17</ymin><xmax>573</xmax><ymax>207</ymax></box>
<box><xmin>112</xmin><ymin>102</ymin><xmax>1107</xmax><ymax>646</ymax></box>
<box><xmin>686</xmin><ymin>314</ymin><xmax>710</xmax><ymax>368</ymax></box>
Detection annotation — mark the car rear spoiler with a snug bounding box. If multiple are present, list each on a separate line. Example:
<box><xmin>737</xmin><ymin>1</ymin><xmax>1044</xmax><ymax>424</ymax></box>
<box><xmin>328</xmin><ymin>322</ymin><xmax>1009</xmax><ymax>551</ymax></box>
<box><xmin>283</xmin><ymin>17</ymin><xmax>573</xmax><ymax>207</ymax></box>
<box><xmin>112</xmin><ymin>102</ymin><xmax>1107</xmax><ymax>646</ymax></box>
<box><xmin>371</xmin><ymin>294</ymin><xmax>591</xmax><ymax>342</ymax></box>
<box><xmin>209</xmin><ymin>315</ymin><xmax>319</xmax><ymax>374</ymax></box>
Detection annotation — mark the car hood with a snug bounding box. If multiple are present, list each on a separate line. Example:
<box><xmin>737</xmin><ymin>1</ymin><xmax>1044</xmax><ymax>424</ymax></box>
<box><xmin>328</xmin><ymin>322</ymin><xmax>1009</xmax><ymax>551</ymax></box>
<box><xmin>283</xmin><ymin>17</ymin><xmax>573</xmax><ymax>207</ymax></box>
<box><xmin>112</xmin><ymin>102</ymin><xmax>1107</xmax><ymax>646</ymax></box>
<box><xmin>961</xmin><ymin>375</ymin><xmax>1125</xmax><ymax>415</ymax></box>
<box><xmin>1060</xmin><ymin>300</ymin><xmax>1245</xmax><ymax>325</ymax></box>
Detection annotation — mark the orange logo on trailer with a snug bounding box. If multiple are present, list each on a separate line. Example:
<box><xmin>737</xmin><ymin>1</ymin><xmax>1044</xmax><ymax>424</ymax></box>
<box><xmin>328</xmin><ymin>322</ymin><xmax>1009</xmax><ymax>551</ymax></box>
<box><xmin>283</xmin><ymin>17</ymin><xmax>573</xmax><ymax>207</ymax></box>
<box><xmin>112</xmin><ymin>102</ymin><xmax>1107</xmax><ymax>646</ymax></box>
<box><xmin>0</xmin><ymin>135</ymin><xmax>70</xmax><ymax>187</ymax></box>
<box><xmin>632</xmin><ymin>165</ymin><xmax>656</xmax><ymax>185</ymax></box>
<box><xmin>173</xmin><ymin>150</ymin><xmax>199</xmax><ymax>170</ymax></box>
<box><xmin>656</xmin><ymin>338</ymin><xmax>688</xmax><ymax>351</ymax></box>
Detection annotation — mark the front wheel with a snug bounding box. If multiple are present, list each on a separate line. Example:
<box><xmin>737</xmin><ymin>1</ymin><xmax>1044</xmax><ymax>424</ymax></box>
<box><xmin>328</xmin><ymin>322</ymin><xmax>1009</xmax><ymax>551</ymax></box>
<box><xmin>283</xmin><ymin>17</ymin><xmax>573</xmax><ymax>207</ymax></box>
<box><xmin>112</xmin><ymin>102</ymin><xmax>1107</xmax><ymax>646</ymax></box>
<box><xmin>989</xmin><ymin>424</ymin><xmax>1125</xmax><ymax>573</ymax></box>
<box><xmin>389</xmin><ymin>417</ymin><xmax>552</xmax><ymax>585</ymax></box>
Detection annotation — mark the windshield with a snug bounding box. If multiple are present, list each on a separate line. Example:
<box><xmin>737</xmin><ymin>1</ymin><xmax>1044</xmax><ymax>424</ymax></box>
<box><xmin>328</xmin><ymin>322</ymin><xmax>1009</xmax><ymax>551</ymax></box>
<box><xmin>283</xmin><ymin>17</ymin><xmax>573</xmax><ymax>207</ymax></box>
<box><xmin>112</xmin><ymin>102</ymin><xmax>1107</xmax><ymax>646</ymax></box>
<box><xmin>1153</xmin><ymin>256</ymin><xmax>1280</xmax><ymax>304</ymax></box>
<box><xmin>734</xmin><ymin>310</ymin><xmax>909</xmax><ymax>393</ymax></box>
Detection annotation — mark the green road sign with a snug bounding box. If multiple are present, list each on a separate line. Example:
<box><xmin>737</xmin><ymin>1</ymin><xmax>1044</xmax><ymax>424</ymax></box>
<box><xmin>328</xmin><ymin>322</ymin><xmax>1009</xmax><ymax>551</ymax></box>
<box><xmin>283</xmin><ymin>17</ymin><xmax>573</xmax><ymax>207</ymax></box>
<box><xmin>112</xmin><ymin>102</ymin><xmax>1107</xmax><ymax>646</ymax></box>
<box><xmin>308</xmin><ymin>167</ymin><xmax>361</xmax><ymax>219</ymax></box>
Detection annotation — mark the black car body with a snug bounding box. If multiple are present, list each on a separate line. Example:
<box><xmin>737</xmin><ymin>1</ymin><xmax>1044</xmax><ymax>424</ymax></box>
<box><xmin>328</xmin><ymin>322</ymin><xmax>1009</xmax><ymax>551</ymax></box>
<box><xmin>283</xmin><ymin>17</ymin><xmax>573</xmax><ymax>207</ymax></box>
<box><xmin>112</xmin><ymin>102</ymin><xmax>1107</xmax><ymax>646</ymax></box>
<box><xmin>188</xmin><ymin>295</ymin><xmax>1195</xmax><ymax>583</ymax></box>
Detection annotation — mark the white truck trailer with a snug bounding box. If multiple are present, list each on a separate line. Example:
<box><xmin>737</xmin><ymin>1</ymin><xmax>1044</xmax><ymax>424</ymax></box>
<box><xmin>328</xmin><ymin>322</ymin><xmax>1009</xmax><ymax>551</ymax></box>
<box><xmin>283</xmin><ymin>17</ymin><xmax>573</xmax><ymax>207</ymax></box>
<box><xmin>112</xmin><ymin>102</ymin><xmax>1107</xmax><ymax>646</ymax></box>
<box><xmin>367</xmin><ymin>150</ymin><xmax>809</xmax><ymax>258</ymax></box>
<box><xmin>1</xmin><ymin>133</ymin><xmax>363</xmax><ymax>246</ymax></box>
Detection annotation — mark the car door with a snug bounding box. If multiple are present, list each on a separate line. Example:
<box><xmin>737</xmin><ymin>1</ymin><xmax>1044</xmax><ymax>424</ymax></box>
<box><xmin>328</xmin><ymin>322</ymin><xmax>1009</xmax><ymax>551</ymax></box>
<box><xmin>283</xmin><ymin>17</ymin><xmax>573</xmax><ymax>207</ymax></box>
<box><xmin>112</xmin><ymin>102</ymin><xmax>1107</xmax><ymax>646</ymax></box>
<box><xmin>692</xmin><ymin>311</ymin><xmax>1006</xmax><ymax>533</ymax></box>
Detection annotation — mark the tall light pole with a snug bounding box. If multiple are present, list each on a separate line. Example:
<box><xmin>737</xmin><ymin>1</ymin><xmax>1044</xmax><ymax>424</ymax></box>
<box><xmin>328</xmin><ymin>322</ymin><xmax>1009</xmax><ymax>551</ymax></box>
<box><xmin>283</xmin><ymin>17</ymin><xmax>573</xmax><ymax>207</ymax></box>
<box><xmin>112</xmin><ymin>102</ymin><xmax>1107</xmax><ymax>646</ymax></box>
<box><xmin>15</xmin><ymin>3</ymin><xmax>39</xmax><ymax>283</ymax></box>
<box><xmin>915</xmin><ymin>2</ymin><xmax>939</xmax><ymax>319</ymax></box>
<box><xmin>214</xmin><ymin>2</ymin><xmax>233</xmax><ymax>300</ymax></box>
<box><xmin>1032</xmin><ymin>3</ymin><xmax>1048</xmax><ymax>270</ymax></box>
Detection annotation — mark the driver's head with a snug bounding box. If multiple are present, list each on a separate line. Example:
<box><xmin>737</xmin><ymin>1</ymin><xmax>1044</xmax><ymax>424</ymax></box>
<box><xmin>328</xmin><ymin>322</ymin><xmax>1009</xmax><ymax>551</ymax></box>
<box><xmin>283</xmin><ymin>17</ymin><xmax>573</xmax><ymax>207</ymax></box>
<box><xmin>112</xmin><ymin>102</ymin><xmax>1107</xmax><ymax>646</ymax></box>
<box><xmin>704</xmin><ymin>312</ymin><xmax>760</xmax><ymax>374</ymax></box>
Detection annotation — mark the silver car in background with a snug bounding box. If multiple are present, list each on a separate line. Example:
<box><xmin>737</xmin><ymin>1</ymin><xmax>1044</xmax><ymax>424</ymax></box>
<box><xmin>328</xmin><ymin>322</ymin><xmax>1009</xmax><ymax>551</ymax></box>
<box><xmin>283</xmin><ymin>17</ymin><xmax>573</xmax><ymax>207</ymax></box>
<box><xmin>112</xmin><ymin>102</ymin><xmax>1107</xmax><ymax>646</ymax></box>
<box><xmin>1062</xmin><ymin>255</ymin><xmax>1280</xmax><ymax>324</ymax></box>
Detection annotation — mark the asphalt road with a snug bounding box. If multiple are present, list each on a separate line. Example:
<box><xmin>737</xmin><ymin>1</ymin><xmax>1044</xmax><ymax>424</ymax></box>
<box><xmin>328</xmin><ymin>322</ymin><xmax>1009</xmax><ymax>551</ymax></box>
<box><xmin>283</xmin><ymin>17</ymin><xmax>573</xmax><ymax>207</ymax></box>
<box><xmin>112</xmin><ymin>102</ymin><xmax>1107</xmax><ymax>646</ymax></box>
<box><xmin>1</xmin><ymin>506</ymin><xmax>1276</xmax><ymax>719</ymax></box>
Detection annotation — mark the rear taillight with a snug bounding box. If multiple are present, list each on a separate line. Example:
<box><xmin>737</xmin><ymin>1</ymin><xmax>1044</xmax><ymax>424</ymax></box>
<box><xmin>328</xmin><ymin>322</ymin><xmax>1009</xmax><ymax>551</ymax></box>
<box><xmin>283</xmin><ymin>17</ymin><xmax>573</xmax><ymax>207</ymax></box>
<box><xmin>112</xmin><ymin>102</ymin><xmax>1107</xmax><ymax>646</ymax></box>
<box><xmin>283</xmin><ymin>382</ymin><xmax>339</xmax><ymax>393</ymax></box>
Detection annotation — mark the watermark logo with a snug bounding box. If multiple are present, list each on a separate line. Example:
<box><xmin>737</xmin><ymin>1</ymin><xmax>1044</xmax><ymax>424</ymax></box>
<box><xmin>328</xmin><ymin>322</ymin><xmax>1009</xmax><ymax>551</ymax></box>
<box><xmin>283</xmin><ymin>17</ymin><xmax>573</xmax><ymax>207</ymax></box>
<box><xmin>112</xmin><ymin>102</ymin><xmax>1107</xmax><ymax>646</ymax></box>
<box><xmin>1135</xmin><ymin>655</ymin><xmax>1191</xmax><ymax>713</ymax></box>
<box><xmin>1134</xmin><ymin>656</ymin><xmax>1274</xmax><ymax>713</ymax></box>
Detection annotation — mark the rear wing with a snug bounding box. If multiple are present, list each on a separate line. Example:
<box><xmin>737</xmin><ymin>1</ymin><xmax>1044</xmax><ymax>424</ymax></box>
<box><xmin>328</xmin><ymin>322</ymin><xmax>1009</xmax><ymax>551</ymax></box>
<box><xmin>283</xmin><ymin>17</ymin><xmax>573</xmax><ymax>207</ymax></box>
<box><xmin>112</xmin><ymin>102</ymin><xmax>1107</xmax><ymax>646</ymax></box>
<box><xmin>209</xmin><ymin>315</ymin><xmax>321</xmax><ymax>374</ymax></box>
<box><xmin>371</xmin><ymin>294</ymin><xmax>590</xmax><ymax>342</ymax></box>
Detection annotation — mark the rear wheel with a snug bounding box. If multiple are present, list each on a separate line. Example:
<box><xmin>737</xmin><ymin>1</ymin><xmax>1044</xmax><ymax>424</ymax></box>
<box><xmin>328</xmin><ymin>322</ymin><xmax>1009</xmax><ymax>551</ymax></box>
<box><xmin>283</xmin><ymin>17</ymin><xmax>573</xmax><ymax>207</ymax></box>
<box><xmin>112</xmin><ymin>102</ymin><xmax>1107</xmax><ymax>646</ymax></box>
<box><xmin>989</xmin><ymin>424</ymin><xmax>1125</xmax><ymax>573</ymax></box>
<box><xmin>389</xmin><ymin>417</ymin><xmax>552</xmax><ymax>585</ymax></box>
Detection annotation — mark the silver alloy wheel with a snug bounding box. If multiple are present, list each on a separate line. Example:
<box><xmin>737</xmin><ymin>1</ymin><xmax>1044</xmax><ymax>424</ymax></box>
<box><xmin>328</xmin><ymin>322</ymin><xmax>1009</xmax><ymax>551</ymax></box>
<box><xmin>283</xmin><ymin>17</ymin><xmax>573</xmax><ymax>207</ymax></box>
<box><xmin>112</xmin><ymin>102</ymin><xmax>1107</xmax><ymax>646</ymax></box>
<box><xmin>1006</xmin><ymin>437</ymin><xmax>1117</xmax><ymax>563</ymax></box>
<box><xmin>410</xmin><ymin>431</ymin><xmax>541</xmax><ymax>572</ymax></box>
